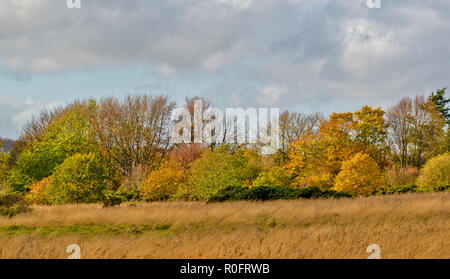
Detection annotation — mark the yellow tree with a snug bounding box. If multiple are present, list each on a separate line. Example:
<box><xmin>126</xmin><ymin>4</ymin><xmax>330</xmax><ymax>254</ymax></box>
<box><xmin>333</xmin><ymin>153</ymin><xmax>384</xmax><ymax>196</ymax></box>
<box><xmin>319</xmin><ymin>112</ymin><xmax>358</xmax><ymax>175</ymax></box>
<box><xmin>286</xmin><ymin>112</ymin><xmax>359</xmax><ymax>187</ymax></box>
<box><xmin>140</xmin><ymin>161</ymin><xmax>185</xmax><ymax>201</ymax></box>
<box><xmin>354</xmin><ymin>106</ymin><xmax>389</xmax><ymax>168</ymax></box>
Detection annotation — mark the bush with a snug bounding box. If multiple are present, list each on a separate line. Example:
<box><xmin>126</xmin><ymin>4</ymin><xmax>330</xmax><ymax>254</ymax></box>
<box><xmin>45</xmin><ymin>153</ymin><xmax>106</xmax><ymax>204</ymax></box>
<box><xmin>187</xmin><ymin>146</ymin><xmax>262</xmax><ymax>201</ymax></box>
<box><xmin>296</xmin><ymin>173</ymin><xmax>335</xmax><ymax>190</ymax></box>
<box><xmin>416</xmin><ymin>153</ymin><xmax>450</xmax><ymax>190</ymax></box>
<box><xmin>377</xmin><ymin>184</ymin><xmax>418</xmax><ymax>195</ymax></box>
<box><xmin>172</xmin><ymin>183</ymin><xmax>196</xmax><ymax>201</ymax></box>
<box><xmin>25</xmin><ymin>177</ymin><xmax>50</xmax><ymax>204</ymax></box>
<box><xmin>253</xmin><ymin>167</ymin><xmax>292</xmax><ymax>187</ymax></box>
<box><xmin>102</xmin><ymin>190</ymin><xmax>123</xmax><ymax>207</ymax></box>
<box><xmin>141</xmin><ymin>162</ymin><xmax>185</xmax><ymax>201</ymax></box>
<box><xmin>0</xmin><ymin>194</ymin><xmax>31</xmax><ymax>217</ymax></box>
<box><xmin>333</xmin><ymin>153</ymin><xmax>384</xmax><ymax>196</ymax></box>
<box><xmin>207</xmin><ymin>186</ymin><xmax>350</xmax><ymax>202</ymax></box>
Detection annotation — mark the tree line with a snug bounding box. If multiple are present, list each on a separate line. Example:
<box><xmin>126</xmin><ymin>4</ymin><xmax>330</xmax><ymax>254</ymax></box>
<box><xmin>0</xmin><ymin>88</ymin><xmax>448</xmax><ymax>203</ymax></box>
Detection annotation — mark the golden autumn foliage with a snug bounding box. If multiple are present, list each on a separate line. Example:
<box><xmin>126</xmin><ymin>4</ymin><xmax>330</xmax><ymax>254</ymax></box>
<box><xmin>286</xmin><ymin>112</ymin><xmax>359</xmax><ymax>186</ymax></box>
<box><xmin>296</xmin><ymin>173</ymin><xmax>334</xmax><ymax>190</ymax></box>
<box><xmin>25</xmin><ymin>177</ymin><xmax>50</xmax><ymax>204</ymax></box>
<box><xmin>140</xmin><ymin>162</ymin><xmax>185</xmax><ymax>201</ymax></box>
<box><xmin>2</xmin><ymin>93</ymin><xmax>448</xmax><ymax>206</ymax></box>
<box><xmin>333</xmin><ymin>153</ymin><xmax>384</xmax><ymax>196</ymax></box>
<box><xmin>354</xmin><ymin>106</ymin><xmax>390</xmax><ymax>168</ymax></box>
<box><xmin>286</xmin><ymin>107</ymin><xmax>391</xmax><ymax>190</ymax></box>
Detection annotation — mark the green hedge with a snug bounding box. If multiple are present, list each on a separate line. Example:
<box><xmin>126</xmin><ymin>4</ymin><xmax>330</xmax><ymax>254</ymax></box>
<box><xmin>207</xmin><ymin>186</ymin><xmax>351</xmax><ymax>202</ymax></box>
<box><xmin>377</xmin><ymin>184</ymin><xmax>450</xmax><ymax>195</ymax></box>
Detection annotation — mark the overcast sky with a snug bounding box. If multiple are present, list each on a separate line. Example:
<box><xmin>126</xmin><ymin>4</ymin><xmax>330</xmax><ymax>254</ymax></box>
<box><xmin>0</xmin><ymin>0</ymin><xmax>449</xmax><ymax>138</ymax></box>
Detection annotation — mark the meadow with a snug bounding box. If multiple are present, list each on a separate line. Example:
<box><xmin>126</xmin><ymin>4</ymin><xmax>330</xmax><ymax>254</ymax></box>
<box><xmin>0</xmin><ymin>192</ymin><xmax>448</xmax><ymax>259</ymax></box>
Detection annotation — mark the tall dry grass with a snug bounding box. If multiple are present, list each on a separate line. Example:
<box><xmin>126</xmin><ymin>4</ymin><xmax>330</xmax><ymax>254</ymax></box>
<box><xmin>0</xmin><ymin>193</ymin><xmax>448</xmax><ymax>259</ymax></box>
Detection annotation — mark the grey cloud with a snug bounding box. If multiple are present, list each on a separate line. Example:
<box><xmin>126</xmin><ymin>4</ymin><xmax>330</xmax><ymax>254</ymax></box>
<box><xmin>0</xmin><ymin>96</ymin><xmax>63</xmax><ymax>138</ymax></box>
<box><xmin>0</xmin><ymin>0</ymin><xmax>449</xmax><ymax>114</ymax></box>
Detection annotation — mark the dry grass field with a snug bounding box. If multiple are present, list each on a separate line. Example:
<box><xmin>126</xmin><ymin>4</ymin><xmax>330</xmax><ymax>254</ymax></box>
<box><xmin>0</xmin><ymin>193</ymin><xmax>448</xmax><ymax>259</ymax></box>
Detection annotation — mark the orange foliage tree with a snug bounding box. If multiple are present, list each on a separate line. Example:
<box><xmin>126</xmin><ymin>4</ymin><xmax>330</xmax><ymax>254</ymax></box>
<box><xmin>286</xmin><ymin>107</ymin><xmax>389</xmax><ymax>188</ymax></box>
<box><xmin>140</xmin><ymin>161</ymin><xmax>185</xmax><ymax>201</ymax></box>
<box><xmin>286</xmin><ymin>112</ymin><xmax>359</xmax><ymax>186</ymax></box>
<box><xmin>25</xmin><ymin>177</ymin><xmax>51</xmax><ymax>204</ymax></box>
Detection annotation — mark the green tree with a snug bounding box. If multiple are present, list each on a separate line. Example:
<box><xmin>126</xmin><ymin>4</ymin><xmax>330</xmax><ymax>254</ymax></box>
<box><xmin>253</xmin><ymin>166</ymin><xmax>292</xmax><ymax>187</ymax></box>
<box><xmin>187</xmin><ymin>146</ymin><xmax>261</xmax><ymax>201</ymax></box>
<box><xmin>8</xmin><ymin>101</ymin><xmax>96</xmax><ymax>192</ymax></box>
<box><xmin>429</xmin><ymin>87</ymin><xmax>450</xmax><ymax>125</ymax></box>
<box><xmin>45</xmin><ymin>153</ymin><xmax>107</xmax><ymax>204</ymax></box>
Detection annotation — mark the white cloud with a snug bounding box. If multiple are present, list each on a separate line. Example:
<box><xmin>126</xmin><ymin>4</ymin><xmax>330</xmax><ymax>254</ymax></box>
<box><xmin>340</xmin><ymin>19</ymin><xmax>403</xmax><ymax>78</ymax></box>
<box><xmin>157</xmin><ymin>64</ymin><xmax>176</xmax><ymax>77</ymax></box>
<box><xmin>0</xmin><ymin>0</ymin><xmax>449</xmax><ymax>137</ymax></box>
<box><xmin>0</xmin><ymin>96</ymin><xmax>63</xmax><ymax>138</ymax></box>
<box><xmin>257</xmin><ymin>85</ymin><xmax>288</xmax><ymax>106</ymax></box>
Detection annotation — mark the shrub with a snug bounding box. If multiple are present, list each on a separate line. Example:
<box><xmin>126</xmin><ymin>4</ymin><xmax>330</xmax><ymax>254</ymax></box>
<box><xmin>207</xmin><ymin>186</ymin><xmax>350</xmax><ymax>202</ymax></box>
<box><xmin>45</xmin><ymin>153</ymin><xmax>106</xmax><ymax>204</ymax></box>
<box><xmin>333</xmin><ymin>153</ymin><xmax>384</xmax><ymax>196</ymax></box>
<box><xmin>416</xmin><ymin>153</ymin><xmax>450</xmax><ymax>190</ymax></box>
<box><xmin>0</xmin><ymin>194</ymin><xmax>31</xmax><ymax>217</ymax></box>
<box><xmin>377</xmin><ymin>184</ymin><xmax>418</xmax><ymax>195</ymax></box>
<box><xmin>207</xmin><ymin>186</ymin><xmax>251</xmax><ymax>202</ymax></box>
<box><xmin>384</xmin><ymin>165</ymin><xmax>419</xmax><ymax>186</ymax></box>
<box><xmin>102</xmin><ymin>190</ymin><xmax>123</xmax><ymax>207</ymax></box>
<box><xmin>25</xmin><ymin>177</ymin><xmax>50</xmax><ymax>204</ymax></box>
<box><xmin>141</xmin><ymin>162</ymin><xmax>185</xmax><ymax>201</ymax></box>
<box><xmin>187</xmin><ymin>146</ymin><xmax>262</xmax><ymax>201</ymax></box>
<box><xmin>253</xmin><ymin>167</ymin><xmax>292</xmax><ymax>187</ymax></box>
<box><xmin>296</xmin><ymin>173</ymin><xmax>335</xmax><ymax>190</ymax></box>
<box><xmin>172</xmin><ymin>183</ymin><xmax>195</xmax><ymax>201</ymax></box>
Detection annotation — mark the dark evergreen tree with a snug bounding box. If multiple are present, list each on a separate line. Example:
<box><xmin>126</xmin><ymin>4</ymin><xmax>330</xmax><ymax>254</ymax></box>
<box><xmin>429</xmin><ymin>87</ymin><xmax>450</xmax><ymax>125</ymax></box>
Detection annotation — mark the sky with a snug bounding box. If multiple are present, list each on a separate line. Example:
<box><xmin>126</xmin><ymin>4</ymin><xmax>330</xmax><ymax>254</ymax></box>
<box><xmin>0</xmin><ymin>0</ymin><xmax>449</xmax><ymax>138</ymax></box>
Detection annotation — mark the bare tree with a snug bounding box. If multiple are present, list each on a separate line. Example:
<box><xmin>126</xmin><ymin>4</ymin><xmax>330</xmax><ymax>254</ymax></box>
<box><xmin>184</xmin><ymin>96</ymin><xmax>213</xmax><ymax>144</ymax></box>
<box><xmin>279</xmin><ymin>111</ymin><xmax>323</xmax><ymax>159</ymax></box>
<box><xmin>409</xmin><ymin>96</ymin><xmax>445</xmax><ymax>167</ymax></box>
<box><xmin>386</xmin><ymin>97</ymin><xmax>413</xmax><ymax>167</ymax></box>
<box><xmin>90</xmin><ymin>95</ymin><xmax>175</xmax><ymax>187</ymax></box>
<box><xmin>387</xmin><ymin>96</ymin><xmax>445</xmax><ymax>167</ymax></box>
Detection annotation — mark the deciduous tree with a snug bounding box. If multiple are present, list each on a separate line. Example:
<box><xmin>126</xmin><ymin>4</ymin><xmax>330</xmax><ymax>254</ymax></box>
<box><xmin>333</xmin><ymin>153</ymin><xmax>384</xmax><ymax>196</ymax></box>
